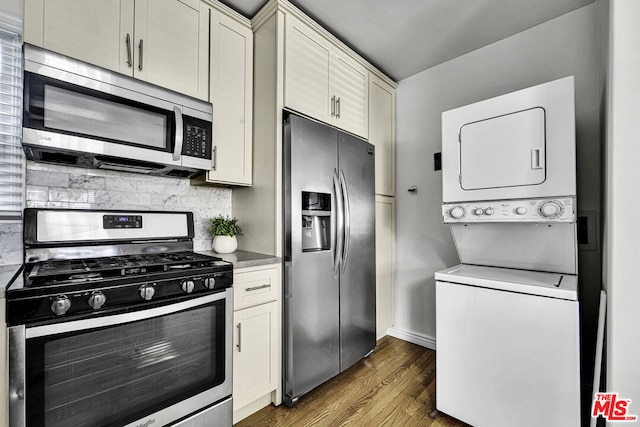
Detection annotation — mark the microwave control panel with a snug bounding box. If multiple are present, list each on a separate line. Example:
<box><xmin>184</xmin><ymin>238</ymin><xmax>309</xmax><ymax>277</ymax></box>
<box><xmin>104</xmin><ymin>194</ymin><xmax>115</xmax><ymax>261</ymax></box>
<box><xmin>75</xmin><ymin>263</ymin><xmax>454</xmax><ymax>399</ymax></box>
<box><xmin>183</xmin><ymin>123</ymin><xmax>211</xmax><ymax>159</ymax></box>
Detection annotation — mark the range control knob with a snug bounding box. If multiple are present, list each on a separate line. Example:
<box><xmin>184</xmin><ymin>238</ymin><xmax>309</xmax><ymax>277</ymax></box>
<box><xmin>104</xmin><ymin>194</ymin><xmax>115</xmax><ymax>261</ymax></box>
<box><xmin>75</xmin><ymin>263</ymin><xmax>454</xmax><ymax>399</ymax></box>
<box><xmin>473</xmin><ymin>208</ymin><xmax>484</xmax><ymax>216</ymax></box>
<box><xmin>139</xmin><ymin>284</ymin><xmax>155</xmax><ymax>301</ymax></box>
<box><xmin>539</xmin><ymin>201</ymin><xmax>563</xmax><ymax>218</ymax></box>
<box><xmin>449</xmin><ymin>206</ymin><xmax>466</xmax><ymax>219</ymax></box>
<box><xmin>88</xmin><ymin>291</ymin><xmax>106</xmax><ymax>310</ymax></box>
<box><xmin>51</xmin><ymin>296</ymin><xmax>71</xmax><ymax>316</ymax></box>
<box><xmin>204</xmin><ymin>276</ymin><xmax>216</xmax><ymax>290</ymax></box>
<box><xmin>181</xmin><ymin>280</ymin><xmax>195</xmax><ymax>294</ymax></box>
<box><xmin>515</xmin><ymin>206</ymin><xmax>528</xmax><ymax>215</ymax></box>
<box><xmin>484</xmin><ymin>207</ymin><xmax>495</xmax><ymax>216</ymax></box>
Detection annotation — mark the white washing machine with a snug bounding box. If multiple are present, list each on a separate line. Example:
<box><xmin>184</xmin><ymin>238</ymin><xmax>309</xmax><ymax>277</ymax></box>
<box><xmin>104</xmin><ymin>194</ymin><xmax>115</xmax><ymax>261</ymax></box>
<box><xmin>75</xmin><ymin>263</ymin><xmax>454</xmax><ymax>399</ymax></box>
<box><xmin>435</xmin><ymin>264</ymin><xmax>581</xmax><ymax>427</ymax></box>
<box><xmin>436</xmin><ymin>76</ymin><xmax>581</xmax><ymax>426</ymax></box>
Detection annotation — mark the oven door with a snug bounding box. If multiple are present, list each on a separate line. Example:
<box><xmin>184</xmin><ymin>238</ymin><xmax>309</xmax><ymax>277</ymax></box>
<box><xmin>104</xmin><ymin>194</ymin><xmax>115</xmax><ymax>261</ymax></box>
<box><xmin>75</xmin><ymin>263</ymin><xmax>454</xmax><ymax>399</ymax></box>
<box><xmin>9</xmin><ymin>288</ymin><xmax>232</xmax><ymax>427</ymax></box>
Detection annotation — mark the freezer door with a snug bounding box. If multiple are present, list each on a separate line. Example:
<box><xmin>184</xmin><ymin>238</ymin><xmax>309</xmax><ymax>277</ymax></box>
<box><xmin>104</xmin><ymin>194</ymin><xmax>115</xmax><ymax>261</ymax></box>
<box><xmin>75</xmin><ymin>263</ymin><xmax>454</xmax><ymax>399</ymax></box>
<box><xmin>337</xmin><ymin>132</ymin><xmax>376</xmax><ymax>371</ymax></box>
<box><xmin>283</xmin><ymin>114</ymin><xmax>340</xmax><ymax>403</ymax></box>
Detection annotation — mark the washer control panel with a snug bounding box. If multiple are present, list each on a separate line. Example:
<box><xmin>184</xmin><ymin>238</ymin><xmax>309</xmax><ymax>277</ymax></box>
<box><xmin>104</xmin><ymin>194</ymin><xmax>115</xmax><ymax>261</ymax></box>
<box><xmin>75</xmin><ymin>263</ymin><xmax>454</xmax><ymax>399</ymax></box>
<box><xmin>443</xmin><ymin>197</ymin><xmax>575</xmax><ymax>223</ymax></box>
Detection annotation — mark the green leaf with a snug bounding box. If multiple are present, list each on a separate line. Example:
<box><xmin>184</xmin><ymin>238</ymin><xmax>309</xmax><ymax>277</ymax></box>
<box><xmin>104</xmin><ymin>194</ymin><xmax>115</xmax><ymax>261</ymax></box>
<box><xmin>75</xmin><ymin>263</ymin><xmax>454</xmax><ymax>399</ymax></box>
<box><xmin>208</xmin><ymin>215</ymin><xmax>243</xmax><ymax>237</ymax></box>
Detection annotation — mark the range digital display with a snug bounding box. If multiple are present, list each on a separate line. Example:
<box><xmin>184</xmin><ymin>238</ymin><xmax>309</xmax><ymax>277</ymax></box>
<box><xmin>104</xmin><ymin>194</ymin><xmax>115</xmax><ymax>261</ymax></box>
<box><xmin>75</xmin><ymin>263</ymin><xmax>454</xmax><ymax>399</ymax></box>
<box><xmin>103</xmin><ymin>215</ymin><xmax>143</xmax><ymax>229</ymax></box>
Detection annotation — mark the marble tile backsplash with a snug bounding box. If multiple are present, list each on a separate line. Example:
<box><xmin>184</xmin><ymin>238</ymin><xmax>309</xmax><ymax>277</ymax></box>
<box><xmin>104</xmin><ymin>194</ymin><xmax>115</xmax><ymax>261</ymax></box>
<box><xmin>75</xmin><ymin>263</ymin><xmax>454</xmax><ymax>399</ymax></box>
<box><xmin>0</xmin><ymin>162</ymin><xmax>232</xmax><ymax>265</ymax></box>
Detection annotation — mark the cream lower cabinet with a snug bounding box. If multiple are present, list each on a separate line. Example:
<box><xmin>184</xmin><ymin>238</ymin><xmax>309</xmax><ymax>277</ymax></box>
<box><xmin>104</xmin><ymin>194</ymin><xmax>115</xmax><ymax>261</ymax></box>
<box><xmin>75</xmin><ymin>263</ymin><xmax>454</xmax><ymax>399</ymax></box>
<box><xmin>284</xmin><ymin>13</ymin><xmax>368</xmax><ymax>139</ymax></box>
<box><xmin>370</xmin><ymin>75</ymin><xmax>396</xmax><ymax>197</ymax></box>
<box><xmin>232</xmin><ymin>264</ymin><xmax>282</xmax><ymax>423</ymax></box>
<box><xmin>375</xmin><ymin>195</ymin><xmax>395</xmax><ymax>339</ymax></box>
<box><xmin>24</xmin><ymin>0</ymin><xmax>209</xmax><ymax>100</ymax></box>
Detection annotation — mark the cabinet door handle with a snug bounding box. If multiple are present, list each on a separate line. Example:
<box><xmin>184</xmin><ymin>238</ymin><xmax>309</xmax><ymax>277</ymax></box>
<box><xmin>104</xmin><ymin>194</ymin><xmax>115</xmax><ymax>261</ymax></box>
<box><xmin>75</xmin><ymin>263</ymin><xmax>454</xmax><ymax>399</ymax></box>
<box><xmin>336</xmin><ymin>97</ymin><xmax>341</xmax><ymax>118</ymax></box>
<box><xmin>236</xmin><ymin>323</ymin><xmax>242</xmax><ymax>352</ymax></box>
<box><xmin>138</xmin><ymin>39</ymin><xmax>144</xmax><ymax>71</ymax></box>
<box><xmin>331</xmin><ymin>95</ymin><xmax>336</xmax><ymax>117</ymax></box>
<box><xmin>213</xmin><ymin>146</ymin><xmax>217</xmax><ymax>171</ymax></box>
<box><xmin>125</xmin><ymin>33</ymin><xmax>133</xmax><ymax>67</ymax></box>
<box><xmin>245</xmin><ymin>284</ymin><xmax>271</xmax><ymax>292</ymax></box>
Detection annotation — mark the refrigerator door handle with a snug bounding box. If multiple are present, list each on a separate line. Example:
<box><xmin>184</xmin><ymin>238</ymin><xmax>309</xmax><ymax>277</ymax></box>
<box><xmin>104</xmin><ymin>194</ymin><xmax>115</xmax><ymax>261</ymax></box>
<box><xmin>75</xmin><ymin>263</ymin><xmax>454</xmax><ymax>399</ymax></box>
<box><xmin>339</xmin><ymin>170</ymin><xmax>351</xmax><ymax>273</ymax></box>
<box><xmin>333</xmin><ymin>169</ymin><xmax>344</xmax><ymax>275</ymax></box>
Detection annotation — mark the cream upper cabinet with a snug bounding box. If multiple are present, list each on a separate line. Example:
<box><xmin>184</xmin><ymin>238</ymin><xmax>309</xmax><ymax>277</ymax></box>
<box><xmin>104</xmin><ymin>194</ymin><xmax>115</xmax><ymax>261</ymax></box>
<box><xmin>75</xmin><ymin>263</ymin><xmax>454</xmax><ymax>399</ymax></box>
<box><xmin>24</xmin><ymin>0</ymin><xmax>209</xmax><ymax>100</ymax></box>
<box><xmin>24</xmin><ymin>0</ymin><xmax>133</xmax><ymax>74</ymax></box>
<box><xmin>133</xmin><ymin>0</ymin><xmax>209</xmax><ymax>99</ymax></box>
<box><xmin>202</xmin><ymin>9</ymin><xmax>253</xmax><ymax>186</ymax></box>
<box><xmin>284</xmin><ymin>13</ymin><xmax>368</xmax><ymax>139</ymax></box>
<box><xmin>369</xmin><ymin>74</ymin><xmax>396</xmax><ymax>196</ymax></box>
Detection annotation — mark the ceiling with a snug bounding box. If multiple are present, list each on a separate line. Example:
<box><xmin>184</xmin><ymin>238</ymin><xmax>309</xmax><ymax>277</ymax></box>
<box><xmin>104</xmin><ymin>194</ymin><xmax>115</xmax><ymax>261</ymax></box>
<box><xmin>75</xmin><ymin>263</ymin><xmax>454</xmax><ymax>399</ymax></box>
<box><xmin>217</xmin><ymin>0</ymin><xmax>595</xmax><ymax>81</ymax></box>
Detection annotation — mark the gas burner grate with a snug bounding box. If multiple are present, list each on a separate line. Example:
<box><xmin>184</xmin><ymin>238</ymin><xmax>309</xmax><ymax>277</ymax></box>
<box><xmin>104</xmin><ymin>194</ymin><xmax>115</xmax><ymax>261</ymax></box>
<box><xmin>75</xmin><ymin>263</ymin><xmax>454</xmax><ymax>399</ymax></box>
<box><xmin>25</xmin><ymin>252</ymin><xmax>224</xmax><ymax>287</ymax></box>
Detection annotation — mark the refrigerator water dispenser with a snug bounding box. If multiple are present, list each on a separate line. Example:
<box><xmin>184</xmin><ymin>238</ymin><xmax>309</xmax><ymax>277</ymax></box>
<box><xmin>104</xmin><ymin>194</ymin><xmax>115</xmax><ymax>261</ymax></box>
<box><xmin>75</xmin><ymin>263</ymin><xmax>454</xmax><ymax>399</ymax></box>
<box><xmin>302</xmin><ymin>191</ymin><xmax>331</xmax><ymax>252</ymax></box>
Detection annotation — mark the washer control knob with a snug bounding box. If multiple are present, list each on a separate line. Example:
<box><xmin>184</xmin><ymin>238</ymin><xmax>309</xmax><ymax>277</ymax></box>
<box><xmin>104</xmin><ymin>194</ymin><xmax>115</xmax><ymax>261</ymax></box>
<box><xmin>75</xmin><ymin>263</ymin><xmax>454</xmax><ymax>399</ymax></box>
<box><xmin>181</xmin><ymin>280</ymin><xmax>195</xmax><ymax>294</ymax></box>
<box><xmin>51</xmin><ymin>296</ymin><xmax>71</xmax><ymax>316</ymax></box>
<box><xmin>515</xmin><ymin>206</ymin><xmax>528</xmax><ymax>215</ymax></box>
<box><xmin>88</xmin><ymin>291</ymin><xmax>106</xmax><ymax>310</ymax></box>
<box><xmin>484</xmin><ymin>207</ymin><xmax>495</xmax><ymax>216</ymax></box>
<box><xmin>139</xmin><ymin>284</ymin><xmax>155</xmax><ymax>301</ymax></box>
<box><xmin>204</xmin><ymin>276</ymin><xmax>216</xmax><ymax>289</ymax></box>
<box><xmin>539</xmin><ymin>201</ymin><xmax>563</xmax><ymax>218</ymax></box>
<box><xmin>449</xmin><ymin>206</ymin><xmax>466</xmax><ymax>219</ymax></box>
<box><xmin>473</xmin><ymin>208</ymin><xmax>484</xmax><ymax>216</ymax></box>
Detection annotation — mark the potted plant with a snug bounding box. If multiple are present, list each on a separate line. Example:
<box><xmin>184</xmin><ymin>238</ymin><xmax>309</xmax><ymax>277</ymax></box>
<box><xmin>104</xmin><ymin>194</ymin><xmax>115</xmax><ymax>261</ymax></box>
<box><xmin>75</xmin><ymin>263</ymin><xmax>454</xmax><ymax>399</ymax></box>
<box><xmin>208</xmin><ymin>215</ymin><xmax>242</xmax><ymax>253</ymax></box>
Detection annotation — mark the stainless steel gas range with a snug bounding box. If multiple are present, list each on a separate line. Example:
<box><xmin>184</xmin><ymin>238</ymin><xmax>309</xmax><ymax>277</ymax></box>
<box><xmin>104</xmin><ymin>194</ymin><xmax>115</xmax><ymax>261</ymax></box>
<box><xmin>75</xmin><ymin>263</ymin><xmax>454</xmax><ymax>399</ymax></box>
<box><xmin>5</xmin><ymin>209</ymin><xmax>233</xmax><ymax>427</ymax></box>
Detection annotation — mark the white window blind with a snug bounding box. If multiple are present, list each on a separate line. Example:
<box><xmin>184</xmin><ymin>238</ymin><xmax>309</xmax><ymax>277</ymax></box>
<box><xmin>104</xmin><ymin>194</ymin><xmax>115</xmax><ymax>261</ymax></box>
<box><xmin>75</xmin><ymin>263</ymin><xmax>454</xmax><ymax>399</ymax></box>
<box><xmin>0</xmin><ymin>26</ymin><xmax>23</xmax><ymax>222</ymax></box>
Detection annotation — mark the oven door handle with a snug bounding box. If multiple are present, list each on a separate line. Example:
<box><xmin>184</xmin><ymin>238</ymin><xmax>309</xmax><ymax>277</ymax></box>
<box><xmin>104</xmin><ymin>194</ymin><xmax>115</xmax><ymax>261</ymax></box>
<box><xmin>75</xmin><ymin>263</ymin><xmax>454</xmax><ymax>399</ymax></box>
<box><xmin>25</xmin><ymin>291</ymin><xmax>229</xmax><ymax>339</ymax></box>
<box><xmin>173</xmin><ymin>106</ymin><xmax>184</xmax><ymax>161</ymax></box>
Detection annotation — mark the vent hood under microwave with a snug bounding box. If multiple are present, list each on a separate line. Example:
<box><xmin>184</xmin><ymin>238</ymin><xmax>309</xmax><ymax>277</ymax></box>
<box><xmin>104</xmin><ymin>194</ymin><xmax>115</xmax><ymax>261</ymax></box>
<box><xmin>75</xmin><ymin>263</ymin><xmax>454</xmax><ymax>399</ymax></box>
<box><xmin>22</xmin><ymin>45</ymin><xmax>213</xmax><ymax>179</ymax></box>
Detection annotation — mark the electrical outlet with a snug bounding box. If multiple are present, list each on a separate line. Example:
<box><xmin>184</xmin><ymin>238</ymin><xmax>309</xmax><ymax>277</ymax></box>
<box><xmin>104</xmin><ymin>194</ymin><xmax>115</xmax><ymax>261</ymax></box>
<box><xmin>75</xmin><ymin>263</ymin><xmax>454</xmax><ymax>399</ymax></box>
<box><xmin>434</xmin><ymin>152</ymin><xmax>442</xmax><ymax>171</ymax></box>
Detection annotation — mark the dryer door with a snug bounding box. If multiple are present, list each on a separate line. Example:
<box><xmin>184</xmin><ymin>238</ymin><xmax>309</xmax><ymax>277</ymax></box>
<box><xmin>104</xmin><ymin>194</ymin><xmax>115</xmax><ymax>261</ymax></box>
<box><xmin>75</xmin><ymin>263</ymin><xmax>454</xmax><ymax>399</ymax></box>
<box><xmin>459</xmin><ymin>108</ymin><xmax>546</xmax><ymax>191</ymax></box>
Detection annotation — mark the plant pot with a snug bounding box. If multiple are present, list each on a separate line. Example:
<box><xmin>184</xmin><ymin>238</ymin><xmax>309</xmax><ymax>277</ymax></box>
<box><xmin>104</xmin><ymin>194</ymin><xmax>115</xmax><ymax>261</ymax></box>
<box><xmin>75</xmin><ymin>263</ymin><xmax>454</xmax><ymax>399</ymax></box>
<box><xmin>212</xmin><ymin>235</ymin><xmax>237</xmax><ymax>254</ymax></box>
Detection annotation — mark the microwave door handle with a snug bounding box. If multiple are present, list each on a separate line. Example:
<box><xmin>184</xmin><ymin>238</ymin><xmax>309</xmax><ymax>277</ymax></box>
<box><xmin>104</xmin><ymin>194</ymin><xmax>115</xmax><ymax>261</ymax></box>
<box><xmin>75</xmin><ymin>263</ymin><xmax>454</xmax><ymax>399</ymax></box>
<box><xmin>173</xmin><ymin>106</ymin><xmax>184</xmax><ymax>161</ymax></box>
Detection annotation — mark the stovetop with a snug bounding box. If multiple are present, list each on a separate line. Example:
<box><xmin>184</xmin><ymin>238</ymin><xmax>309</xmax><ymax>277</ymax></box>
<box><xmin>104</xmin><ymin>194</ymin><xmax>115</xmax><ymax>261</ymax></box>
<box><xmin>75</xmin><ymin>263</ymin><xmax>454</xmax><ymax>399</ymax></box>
<box><xmin>8</xmin><ymin>209</ymin><xmax>235</xmax><ymax>326</ymax></box>
<box><xmin>6</xmin><ymin>251</ymin><xmax>234</xmax><ymax>326</ymax></box>
<box><xmin>25</xmin><ymin>251</ymin><xmax>230</xmax><ymax>288</ymax></box>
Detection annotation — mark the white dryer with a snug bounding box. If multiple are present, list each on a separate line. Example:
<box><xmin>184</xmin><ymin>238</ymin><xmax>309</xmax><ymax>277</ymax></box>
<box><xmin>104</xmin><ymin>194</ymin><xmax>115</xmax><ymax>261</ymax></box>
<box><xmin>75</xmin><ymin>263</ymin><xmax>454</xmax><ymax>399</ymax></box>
<box><xmin>442</xmin><ymin>76</ymin><xmax>576</xmax><ymax>204</ymax></box>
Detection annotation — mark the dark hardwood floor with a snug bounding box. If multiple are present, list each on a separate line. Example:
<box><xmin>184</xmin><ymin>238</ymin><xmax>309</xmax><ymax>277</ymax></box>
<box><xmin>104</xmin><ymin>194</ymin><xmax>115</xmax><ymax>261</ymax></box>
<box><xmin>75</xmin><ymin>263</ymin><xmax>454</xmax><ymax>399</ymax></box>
<box><xmin>235</xmin><ymin>336</ymin><xmax>468</xmax><ymax>426</ymax></box>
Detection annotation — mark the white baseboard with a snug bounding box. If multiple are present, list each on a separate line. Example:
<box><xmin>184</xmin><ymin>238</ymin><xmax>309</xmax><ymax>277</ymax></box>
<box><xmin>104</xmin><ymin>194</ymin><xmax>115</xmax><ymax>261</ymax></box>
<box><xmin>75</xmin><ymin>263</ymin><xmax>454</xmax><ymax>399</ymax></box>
<box><xmin>387</xmin><ymin>327</ymin><xmax>436</xmax><ymax>350</ymax></box>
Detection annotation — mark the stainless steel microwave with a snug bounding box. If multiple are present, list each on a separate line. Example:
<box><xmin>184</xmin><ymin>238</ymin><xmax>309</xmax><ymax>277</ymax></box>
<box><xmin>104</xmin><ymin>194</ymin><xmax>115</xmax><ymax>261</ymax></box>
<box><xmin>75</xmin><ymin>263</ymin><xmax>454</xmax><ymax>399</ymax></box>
<box><xmin>22</xmin><ymin>44</ymin><xmax>213</xmax><ymax>178</ymax></box>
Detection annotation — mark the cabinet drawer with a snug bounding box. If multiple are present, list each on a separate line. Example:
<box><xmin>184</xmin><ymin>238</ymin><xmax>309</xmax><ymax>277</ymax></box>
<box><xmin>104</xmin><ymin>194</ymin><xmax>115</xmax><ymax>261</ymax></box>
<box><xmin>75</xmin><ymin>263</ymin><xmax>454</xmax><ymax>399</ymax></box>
<box><xmin>233</xmin><ymin>265</ymin><xmax>281</xmax><ymax>310</ymax></box>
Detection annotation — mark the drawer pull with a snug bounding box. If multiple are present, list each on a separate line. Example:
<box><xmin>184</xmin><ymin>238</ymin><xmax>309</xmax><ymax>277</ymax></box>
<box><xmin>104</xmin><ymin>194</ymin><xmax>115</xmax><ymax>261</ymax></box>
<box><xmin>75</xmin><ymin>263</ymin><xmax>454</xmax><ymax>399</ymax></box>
<box><xmin>245</xmin><ymin>284</ymin><xmax>271</xmax><ymax>292</ymax></box>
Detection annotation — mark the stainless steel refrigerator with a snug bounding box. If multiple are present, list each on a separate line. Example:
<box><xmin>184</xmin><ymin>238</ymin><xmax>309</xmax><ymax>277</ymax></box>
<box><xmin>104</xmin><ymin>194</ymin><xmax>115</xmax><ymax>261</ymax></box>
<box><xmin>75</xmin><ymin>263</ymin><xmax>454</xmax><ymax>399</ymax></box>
<box><xmin>283</xmin><ymin>113</ymin><xmax>376</xmax><ymax>406</ymax></box>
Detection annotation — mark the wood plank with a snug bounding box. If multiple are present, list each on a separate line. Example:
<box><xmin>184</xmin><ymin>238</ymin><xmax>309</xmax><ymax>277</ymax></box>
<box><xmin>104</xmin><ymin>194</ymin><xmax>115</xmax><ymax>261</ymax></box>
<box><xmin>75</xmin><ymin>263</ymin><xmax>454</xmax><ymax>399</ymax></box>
<box><xmin>234</xmin><ymin>336</ymin><xmax>467</xmax><ymax>426</ymax></box>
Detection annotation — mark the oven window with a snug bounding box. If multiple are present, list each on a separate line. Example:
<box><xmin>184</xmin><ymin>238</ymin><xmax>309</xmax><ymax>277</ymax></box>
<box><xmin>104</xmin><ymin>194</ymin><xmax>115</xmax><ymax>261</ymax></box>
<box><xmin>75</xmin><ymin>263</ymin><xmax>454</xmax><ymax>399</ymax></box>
<box><xmin>26</xmin><ymin>301</ymin><xmax>226</xmax><ymax>427</ymax></box>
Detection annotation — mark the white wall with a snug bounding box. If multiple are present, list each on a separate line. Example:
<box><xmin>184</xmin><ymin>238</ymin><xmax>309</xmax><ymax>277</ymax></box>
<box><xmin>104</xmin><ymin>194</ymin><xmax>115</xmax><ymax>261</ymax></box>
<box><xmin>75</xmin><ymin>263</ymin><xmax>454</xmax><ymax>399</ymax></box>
<box><xmin>605</xmin><ymin>0</ymin><xmax>640</xmax><ymax>416</ymax></box>
<box><xmin>394</xmin><ymin>3</ymin><xmax>602</xmax><ymax>370</ymax></box>
<box><xmin>0</xmin><ymin>0</ymin><xmax>22</xmax><ymax>19</ymax></box>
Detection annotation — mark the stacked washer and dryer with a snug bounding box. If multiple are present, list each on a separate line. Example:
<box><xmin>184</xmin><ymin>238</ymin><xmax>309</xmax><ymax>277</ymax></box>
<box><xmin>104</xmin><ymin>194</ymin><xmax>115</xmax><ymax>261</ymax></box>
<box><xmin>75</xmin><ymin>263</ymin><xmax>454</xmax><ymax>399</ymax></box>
<box><xmin>435</xmin><ymin>77</ymin><xmax>582</xmax><ymax>427</ymax></box>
